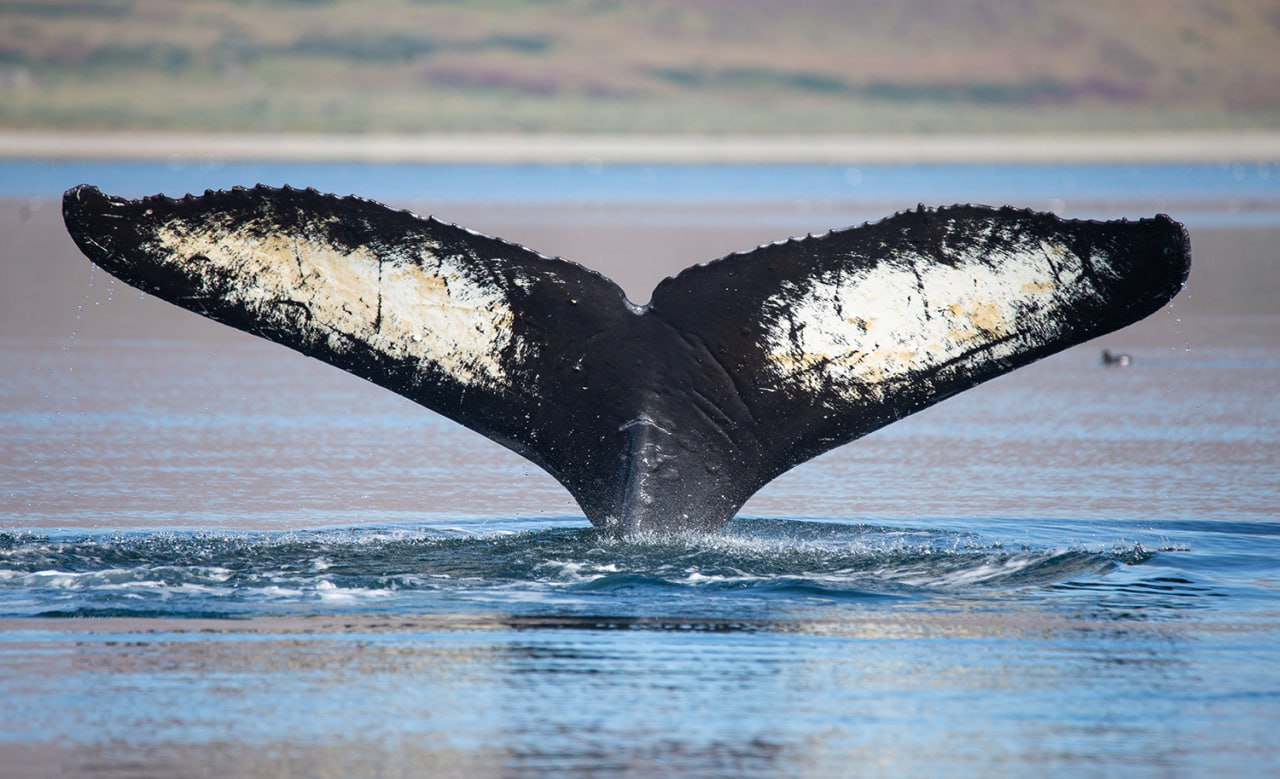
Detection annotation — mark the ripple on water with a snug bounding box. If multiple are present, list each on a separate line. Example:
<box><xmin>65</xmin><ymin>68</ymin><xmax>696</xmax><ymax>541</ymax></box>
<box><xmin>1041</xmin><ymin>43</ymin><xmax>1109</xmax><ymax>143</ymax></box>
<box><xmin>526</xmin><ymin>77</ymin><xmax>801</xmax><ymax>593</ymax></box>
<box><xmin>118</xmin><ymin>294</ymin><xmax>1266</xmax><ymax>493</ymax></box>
<box><xmin>0</xmin><ymin>518</ymin><xmax>1155</xmax><ymax>618</ymax></box>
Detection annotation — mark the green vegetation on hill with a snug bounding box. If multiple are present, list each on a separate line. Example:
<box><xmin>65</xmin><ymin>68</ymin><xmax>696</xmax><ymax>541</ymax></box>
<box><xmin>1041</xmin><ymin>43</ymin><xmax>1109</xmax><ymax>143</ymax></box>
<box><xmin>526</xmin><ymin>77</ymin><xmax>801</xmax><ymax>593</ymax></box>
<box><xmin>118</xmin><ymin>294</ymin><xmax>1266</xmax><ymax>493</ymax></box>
<box><xmin>1</xmin><ymin>0</ymin><xmax>1278</xmax><ymax>135</ymax></box>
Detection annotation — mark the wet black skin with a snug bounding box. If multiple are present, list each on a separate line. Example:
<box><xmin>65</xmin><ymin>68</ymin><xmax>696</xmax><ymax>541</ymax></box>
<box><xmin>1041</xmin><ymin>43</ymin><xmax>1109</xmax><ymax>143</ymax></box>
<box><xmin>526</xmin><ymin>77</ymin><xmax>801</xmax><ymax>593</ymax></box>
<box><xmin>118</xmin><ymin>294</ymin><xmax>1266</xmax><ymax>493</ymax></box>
<box><xmin>63</xmin><ymin>185</ymin><xmax>1191</xmax><ymax>535</ymax></box>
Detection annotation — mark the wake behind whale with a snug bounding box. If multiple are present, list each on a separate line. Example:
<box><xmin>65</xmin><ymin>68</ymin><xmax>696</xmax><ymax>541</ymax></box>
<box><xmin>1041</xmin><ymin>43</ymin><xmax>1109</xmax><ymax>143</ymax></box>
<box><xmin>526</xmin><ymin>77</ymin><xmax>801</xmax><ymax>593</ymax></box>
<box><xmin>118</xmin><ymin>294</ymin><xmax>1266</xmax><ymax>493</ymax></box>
<box><xmin>62</xmin><ymin>185</ymin><xmax>1190</xmax><ymax>534</ymax></box>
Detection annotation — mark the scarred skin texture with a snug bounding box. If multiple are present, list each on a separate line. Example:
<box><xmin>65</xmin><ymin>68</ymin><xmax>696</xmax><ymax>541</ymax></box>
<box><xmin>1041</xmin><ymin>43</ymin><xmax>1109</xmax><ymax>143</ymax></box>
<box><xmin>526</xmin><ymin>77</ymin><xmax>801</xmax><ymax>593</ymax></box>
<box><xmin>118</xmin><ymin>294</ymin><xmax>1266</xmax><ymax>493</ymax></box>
<box><xmin>63</xmin><ymin>185</ymin><xmax>1191</xmax><ymax>535</ymax></box>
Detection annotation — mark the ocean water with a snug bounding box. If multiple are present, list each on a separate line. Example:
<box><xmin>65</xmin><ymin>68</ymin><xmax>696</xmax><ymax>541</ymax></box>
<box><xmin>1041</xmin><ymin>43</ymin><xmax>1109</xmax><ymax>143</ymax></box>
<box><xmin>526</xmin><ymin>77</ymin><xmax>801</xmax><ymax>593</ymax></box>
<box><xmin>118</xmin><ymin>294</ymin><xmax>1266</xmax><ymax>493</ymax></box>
<box><xmin>1</xmin><ymin>162</ymin><xmax>1278</xmax><ymax>776</ymax></box>
<box><xmin>7</xmin><ymin>158</ymin><xmax>1280</xmax><ymax>225</ymax></box>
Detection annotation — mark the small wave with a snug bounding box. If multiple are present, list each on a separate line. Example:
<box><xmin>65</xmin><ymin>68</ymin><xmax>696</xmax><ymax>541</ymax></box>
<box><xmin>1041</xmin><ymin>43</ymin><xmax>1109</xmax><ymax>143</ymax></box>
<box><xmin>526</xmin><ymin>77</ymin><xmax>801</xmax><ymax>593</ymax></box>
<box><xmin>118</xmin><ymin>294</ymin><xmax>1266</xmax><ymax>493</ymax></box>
<box><xmin>0</xmin><ymin>520</ymin><xmax>1138</xmax><ymax>617</ymax></box>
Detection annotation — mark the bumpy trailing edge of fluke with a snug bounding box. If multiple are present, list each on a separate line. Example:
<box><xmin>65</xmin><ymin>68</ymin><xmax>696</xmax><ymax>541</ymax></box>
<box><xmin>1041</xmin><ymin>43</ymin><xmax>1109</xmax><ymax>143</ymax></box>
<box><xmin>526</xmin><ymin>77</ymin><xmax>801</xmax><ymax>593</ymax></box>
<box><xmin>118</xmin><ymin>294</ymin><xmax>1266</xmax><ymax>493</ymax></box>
<box><xmin>62</xmin><ymin>184</ymin><xmax>1191</xmax><ymax>535</ymax></box>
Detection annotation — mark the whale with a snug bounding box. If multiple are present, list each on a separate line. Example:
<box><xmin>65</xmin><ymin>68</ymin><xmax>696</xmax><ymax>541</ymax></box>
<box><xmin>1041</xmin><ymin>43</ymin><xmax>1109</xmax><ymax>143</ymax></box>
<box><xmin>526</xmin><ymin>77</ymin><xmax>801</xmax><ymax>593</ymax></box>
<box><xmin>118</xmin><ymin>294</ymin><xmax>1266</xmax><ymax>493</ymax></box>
<box><xmin>62</xmin><ymin>184</ymin><xmax>1190</xmax><ymax>535</ymax></box>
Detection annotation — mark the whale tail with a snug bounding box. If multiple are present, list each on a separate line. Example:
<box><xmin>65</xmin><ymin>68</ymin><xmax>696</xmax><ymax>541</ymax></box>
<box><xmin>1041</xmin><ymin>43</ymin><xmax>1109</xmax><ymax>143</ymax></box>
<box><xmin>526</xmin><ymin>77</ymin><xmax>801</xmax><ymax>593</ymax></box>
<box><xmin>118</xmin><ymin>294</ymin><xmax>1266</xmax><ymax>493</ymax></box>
<box><xmin>63</xmin><ymin>185</ymin><xmax>1190</xmax><ymax>534</ymax></box>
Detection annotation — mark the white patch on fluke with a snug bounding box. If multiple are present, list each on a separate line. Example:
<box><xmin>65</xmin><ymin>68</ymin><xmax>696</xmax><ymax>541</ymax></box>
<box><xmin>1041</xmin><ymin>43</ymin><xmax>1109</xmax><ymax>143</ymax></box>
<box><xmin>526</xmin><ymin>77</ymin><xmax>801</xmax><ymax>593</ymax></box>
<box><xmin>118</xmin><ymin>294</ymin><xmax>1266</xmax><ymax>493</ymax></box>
<box><xmin>762</xmin><ymin>225</ymin><xmax>1104</xmax><ymax>402</ymax></box>
<box><xmin>152</xmin><ymin>216</ymin><xmax>526</xmax><ymax>389</ymax></box>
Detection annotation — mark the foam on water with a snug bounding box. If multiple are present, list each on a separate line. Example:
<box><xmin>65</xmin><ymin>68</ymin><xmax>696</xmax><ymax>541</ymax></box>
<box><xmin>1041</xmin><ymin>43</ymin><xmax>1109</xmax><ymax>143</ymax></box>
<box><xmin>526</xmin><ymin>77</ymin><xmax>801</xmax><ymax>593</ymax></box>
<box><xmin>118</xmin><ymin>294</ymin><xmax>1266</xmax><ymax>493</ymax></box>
<box><xmin>0</xmin><ymin>518</ymin><xmax>1162</xmax><ymax>619</ymax></box>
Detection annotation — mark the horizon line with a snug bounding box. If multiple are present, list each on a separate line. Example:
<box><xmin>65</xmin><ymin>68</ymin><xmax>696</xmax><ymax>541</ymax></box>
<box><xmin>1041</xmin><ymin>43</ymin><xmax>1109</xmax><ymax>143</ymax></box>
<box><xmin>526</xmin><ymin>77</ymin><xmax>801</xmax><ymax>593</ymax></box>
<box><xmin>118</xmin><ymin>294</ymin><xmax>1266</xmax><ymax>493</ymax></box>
<box><xmin>3</xmin><ymin>130</ymin><xmax>1280</xmax><ymax>164</ymax></box>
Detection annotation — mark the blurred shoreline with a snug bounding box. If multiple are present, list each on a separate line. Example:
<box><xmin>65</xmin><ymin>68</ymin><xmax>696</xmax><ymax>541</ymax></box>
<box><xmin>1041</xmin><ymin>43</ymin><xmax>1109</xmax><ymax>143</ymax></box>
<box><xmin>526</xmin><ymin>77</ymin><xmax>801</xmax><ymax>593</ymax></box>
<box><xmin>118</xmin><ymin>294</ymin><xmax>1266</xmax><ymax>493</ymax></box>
<box><xmin>4</xmin><ymin>130</ymin><xmax>1280</xmax><ymax>163</ymax></box>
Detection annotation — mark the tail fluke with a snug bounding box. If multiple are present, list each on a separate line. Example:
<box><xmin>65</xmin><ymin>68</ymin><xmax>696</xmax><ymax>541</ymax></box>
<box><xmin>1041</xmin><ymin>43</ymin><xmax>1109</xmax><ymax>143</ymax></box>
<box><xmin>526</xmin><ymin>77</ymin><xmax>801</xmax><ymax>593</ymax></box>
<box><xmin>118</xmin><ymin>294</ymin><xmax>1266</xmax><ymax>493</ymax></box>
<box><xmin>64</xmin><ymin>186</ymin><xmax>1190</xmax><ymax>534</ymax></box>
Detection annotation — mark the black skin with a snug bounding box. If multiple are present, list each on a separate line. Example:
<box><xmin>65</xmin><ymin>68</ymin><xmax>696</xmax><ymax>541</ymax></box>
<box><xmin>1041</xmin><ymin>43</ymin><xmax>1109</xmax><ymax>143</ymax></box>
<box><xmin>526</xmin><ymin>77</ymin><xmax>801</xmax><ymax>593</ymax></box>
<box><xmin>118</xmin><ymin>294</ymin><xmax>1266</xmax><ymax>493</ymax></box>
<box><xmin>63</xmin><ymin>185</ymin><xmax>1191</xmax><ymax>535</ymax></box>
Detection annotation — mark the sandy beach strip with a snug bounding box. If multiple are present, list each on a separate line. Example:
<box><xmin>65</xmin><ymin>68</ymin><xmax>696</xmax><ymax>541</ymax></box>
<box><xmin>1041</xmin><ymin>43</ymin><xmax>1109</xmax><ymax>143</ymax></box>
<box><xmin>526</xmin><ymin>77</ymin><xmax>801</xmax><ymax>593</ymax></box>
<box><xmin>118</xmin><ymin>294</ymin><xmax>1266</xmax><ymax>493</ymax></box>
<box><xmin>3</xmin><ymin>130</ymin><xmax>1280</xmax><ymax>163</ymax></box>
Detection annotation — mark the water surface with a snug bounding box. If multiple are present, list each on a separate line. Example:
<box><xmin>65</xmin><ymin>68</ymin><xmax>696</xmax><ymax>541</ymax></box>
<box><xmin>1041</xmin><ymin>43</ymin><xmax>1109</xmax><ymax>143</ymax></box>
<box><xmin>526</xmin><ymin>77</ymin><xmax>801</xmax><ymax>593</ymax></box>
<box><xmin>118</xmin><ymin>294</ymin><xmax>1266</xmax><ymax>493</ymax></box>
<box><xmin>1</xmin><ymin>164</ymin><xmax>1278</xmax><ymax>777</ymax></box>
<box><xmin>5</xmin><ymin>159</ymin><xmax>1280</xmax><ymax>226</ymax></box>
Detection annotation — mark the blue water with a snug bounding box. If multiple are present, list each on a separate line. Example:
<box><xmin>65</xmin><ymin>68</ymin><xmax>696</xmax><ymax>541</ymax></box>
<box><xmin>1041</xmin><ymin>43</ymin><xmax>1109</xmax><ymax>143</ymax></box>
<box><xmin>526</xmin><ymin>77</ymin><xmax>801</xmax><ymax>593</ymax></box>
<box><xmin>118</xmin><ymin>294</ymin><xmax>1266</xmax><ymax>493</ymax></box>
<box><xmin>1</xmin><ymin>162</ymin><xmax>1278</xmax><ymax>776</ymax></box>
<box><xmin>6</xmin><ymin>158</ymin><xmax>1279</xmax><ymax>211</ymax></box>
<box><xmin>1</xmin><ymin>515</ymin><xmax>1276</xmax><ymax>776</ymax></box>
<box><xmin>0</xmin><ymin>519</ymin><xmax>1188</xmax><ymax>619</ymax></box>
<box><xmin>0</xmin><ymin>512</ymin><xmax>1275</xmax><ymax>626</ymax></box>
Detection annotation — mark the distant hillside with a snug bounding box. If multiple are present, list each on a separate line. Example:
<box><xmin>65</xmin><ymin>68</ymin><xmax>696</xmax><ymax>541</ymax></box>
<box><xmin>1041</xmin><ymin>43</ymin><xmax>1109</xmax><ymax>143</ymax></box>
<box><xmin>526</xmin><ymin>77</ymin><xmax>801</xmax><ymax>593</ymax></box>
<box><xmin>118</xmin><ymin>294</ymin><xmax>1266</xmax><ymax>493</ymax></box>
<box><xmin>1</xmin><ymin>0</ymin><xmax>1278</xmax><ymax>134</ymax></box>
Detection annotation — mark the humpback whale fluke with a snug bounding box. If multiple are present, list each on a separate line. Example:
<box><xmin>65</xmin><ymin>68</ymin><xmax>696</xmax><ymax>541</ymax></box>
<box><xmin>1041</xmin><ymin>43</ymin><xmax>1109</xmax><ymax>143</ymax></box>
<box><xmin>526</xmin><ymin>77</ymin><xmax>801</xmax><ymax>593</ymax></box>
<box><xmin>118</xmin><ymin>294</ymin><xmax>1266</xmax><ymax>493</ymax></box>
<box><xmin>62</xmin><ymin>185</ymin><xmax>1190</xmax><ymax>535</ymax></box>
